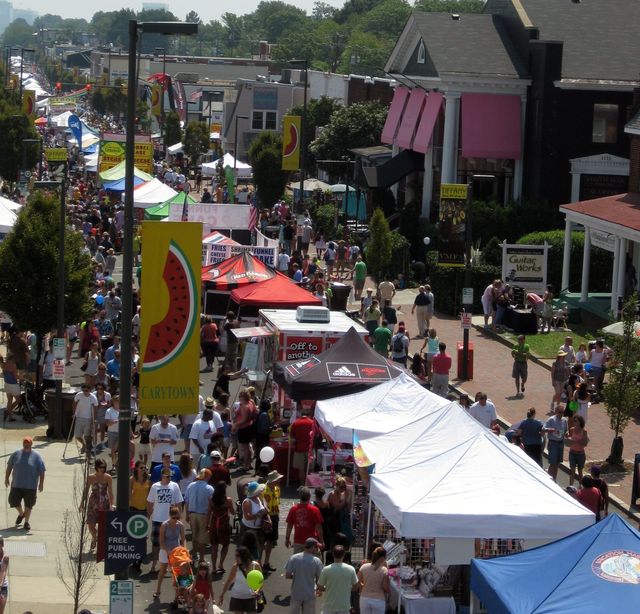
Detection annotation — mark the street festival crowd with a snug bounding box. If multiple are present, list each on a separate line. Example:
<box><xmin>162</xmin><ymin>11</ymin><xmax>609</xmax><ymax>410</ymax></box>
<box><xmin>0</xmin><ymin>148</ymin><xmax>619</xmax><ymax>614</ymax></box>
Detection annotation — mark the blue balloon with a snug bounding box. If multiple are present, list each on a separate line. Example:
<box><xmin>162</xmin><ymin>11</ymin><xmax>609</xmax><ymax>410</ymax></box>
<box><xmin>96</xmin><ymin>295</ymin><xmax>105</xmax><ymax>305</ymax></box>
<box><xmin>584</xmin><ymin>362</ymin><xmax>591</xmax><ymax>372</ymax></box>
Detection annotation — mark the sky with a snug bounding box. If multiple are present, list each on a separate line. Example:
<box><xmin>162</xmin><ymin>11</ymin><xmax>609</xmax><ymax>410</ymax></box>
<box><xmin>12</xmin><ymin>0</ymin><xmax>347</xmax><ymax>23</ymax></box>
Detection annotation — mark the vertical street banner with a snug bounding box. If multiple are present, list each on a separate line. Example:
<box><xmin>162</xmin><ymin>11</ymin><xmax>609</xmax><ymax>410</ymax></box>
<box><xmin>501</xmin><ymin>242</ymin><xmax>548</xmax><ymax>293</ymax></box>
<box><xmin>282</xmin><ymin>115</ymin><xmax>301</xmax><ymax>171</ymax></box>
<box><xmin>22</xmin><ymin>90</ymin><xmax>35</xmax><ymax>121</ymax></box>
<box><xmin>151</xmin><ymin>84</ymin><xmax>162</xmax><ymax>117</ymax></box>
<box><xmin>139</xmin><ymin>222</ymin><xmax>201</xmax><ymax>414</ymax></box>
<box><xmin>438</xmin><ymin>183</ymin><xmax>468</xmax><ymax>267</ymax></box>
<box><xmin>68</xmin><ymin>114</ymin><xmax>82</xmax><ymax>147</ymax></box>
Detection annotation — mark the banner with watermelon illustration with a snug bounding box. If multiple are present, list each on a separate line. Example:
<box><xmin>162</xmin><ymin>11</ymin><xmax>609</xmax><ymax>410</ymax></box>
<box><xmin>139</xmin><ymin>222</ymin><xmax>201</xmax><ymax>415</ymax></box>
<box><xmin>282</xmin><ymin>115</ymin><xmax>301</xmax><ymax>171</ymax></box>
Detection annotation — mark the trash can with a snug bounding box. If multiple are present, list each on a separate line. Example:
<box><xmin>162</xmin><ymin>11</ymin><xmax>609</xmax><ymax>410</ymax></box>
<box><xmin>456</xmin><ymin>342</ymin><xmax>474</xmax><ymax>379</ymax></box>
<box><xmin>329</xmin><ymin>283</ymin><xmax>352</xmax><ymax>311</ymax></box>
<box><xmin>46</xmin><ymin>387</ymin><xmax>79</xmax><ymax>439</ymax></box>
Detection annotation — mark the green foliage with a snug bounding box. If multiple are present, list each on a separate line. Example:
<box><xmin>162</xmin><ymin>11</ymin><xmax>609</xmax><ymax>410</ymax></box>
<box><xmin>603</xmin><ymin>295</ymin><xmax>640</xmax><ymax>458</ymax></box>
<box><xmin>389</xmin><ymin>230</ymin><xmax>410</xmax><ymax>279</ymax></box>
<box><xmin>310</xmin><ymin>100</ymin><xmax>388</xmax><ymax>165</ymax></box>
<box><xmin>516</xmin><ymin>230</ymin><xmax>613</xmax><ymax>294</ymax></box>
<box><xmin>310</xmin><ymin>202</ymin><xmax>339</xmax><ymax>239</ymax></box>
<box><xmin>90</xmin><ymin>9</ymin><xmax>137</xmax><ymax>48</ymax></box>
<box><xmin>248</xmin><ymin>131</ymin><xmax>289</xmax><ymax>208</ymax></box>
<box><xmin>0</xmin><ymin>191</ymin><xmax>91</xmax><ymax>335</ymax></box>
<box><xmin>339</xmin><ymin>30</ymin><xmax>394</xmax><ymax>76</ymax></box>
<box><xmin>481</xmin><ymin>236</ymin><xmax>503</xmax><ymax>267</ymax></box>
<box><xmin>398</xmin><ymin>199</ymin><xmax>436</xmax><ymax>261</ymax></box>
<box><xmin>365</xmin><ymin>208</ymin><xmax>392</xmax><ymax>281</ymax></box>
<box><xmin>136</xmin><ymin>99</ymin><xmax>150</xmax><ymax>132</ymax></box>
<box><xmin>0</xmin><ymin>100</ymin><xmax>39</xmax><ymax>183</ymax></box>
<box><xmin>429</xmin><ymin>263</ymin><xmax>501</xmax><ymax>316</ymax></box>
<box><xmin>182</xmin><ymin>122</ymin><xmax>210</xmax><ymax>167</ymax></box>
<box><xmin>414</xmin><ymin>0</ymin><xmax>485</xmax><ymax>11</ymax></box>
<box><xmin>244</xmin><ymin>1</ymin><xmax>309</xmax><ymax>43</ymax></box>
<box><xmin>164</xmin><ymin>111</ymin><xmax>183</xmax><ymax>148</ymax></box>
<box><xmin>1</xmin><ymin>19</ymin><xmax>34</xmax><ymax>47</ymax></box>
<box><xmin>357</xmin><ymin>0</ymin><xmax>411</xmax><ymax>38</ymax></box>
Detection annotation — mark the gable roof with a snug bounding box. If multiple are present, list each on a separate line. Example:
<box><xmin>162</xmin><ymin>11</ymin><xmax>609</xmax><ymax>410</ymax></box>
<box><xmin>408</xmin><ymin>12</ymin><xmax>527</xmax><ymax>79</ymax></box>
<box><xmin>513</xmin><ymin>0</ymin><xmax>640</xmax><ymax>82</ymax></box>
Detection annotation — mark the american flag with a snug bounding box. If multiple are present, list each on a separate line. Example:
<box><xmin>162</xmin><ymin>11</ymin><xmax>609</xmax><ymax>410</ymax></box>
<box><xmin>181</xmin><ymin>191</ymin><xmax>189</xmax><ymax>222</ymax></box>
<box><xmin>248</xmin><ymin>198</ymin><xmax>259</xmax><ymax>231</ymax></box>
<box><xmin>189</xmin><ymin>89</ymin><xmax>203</xmax><ymax>102</ymax></box>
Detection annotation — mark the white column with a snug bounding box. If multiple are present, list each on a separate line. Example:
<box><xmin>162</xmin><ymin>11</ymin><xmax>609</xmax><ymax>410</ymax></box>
<box><xmin>421</xmin><ymin>145</ymin><xmax>434</xmax><ymax>218</ymax></box>
<box><xmin>611</xmin><ymin>236</ymin><xmax>621</xmax><ymax>313</ymax></box>
<box><xmin>512</xmin><ymin>95</ymin><xmax>527</xmax><ymax>202</ymax></box>
<box><xmin>441</xmin><ymin>93</ymin><xmax>460</xmax><ymax>184</ymax></box>
<box><xmin>561</xmin><ymin>219</ymin><xmax>572</xmax><ymax>293</ymax></box>
<box><xmin>570</xmin><ymin>172</ymin><xmax>581</xmax><ymax>202</ymax></box>
<box><xmin>617</xmin><ymin>238</ymin><xmax>627</xmax><ymax>304</ymax></box>
<box><xmin>580</xmin><ymin>227</ymin><xmax>591</xmax><ymax>302</ymax></box>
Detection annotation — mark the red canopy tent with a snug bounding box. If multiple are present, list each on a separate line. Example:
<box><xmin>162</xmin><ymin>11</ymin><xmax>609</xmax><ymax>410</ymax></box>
<box><xmin>201</xmin><ymin>251</ymin><xmax>277</xmax><ymax>290</ymax></box>
<box><xmin>230</xmin><ymin>273</ymin><xmax>322</xmax><ymax>309</ymax></box>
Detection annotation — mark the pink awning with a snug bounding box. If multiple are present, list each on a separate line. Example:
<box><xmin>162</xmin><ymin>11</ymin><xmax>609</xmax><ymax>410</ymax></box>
<box><xmin>395</xmin><ymin>89</ymin><xmax>426</xmax><ymax>149</ymax></box>
<box><xmin>461</xmin><ymin>93</ymin><xmax>521</xmax><ymax>159</ymax></box>
<box><xmin>412</xmin><ymin>91</ymin><xmax>443</xmax><ymax>154</ymax></box>
<box><xmin>381</xmin><ymin>86</ymin><xmax>409</xmax><ymax>145</ymax></box>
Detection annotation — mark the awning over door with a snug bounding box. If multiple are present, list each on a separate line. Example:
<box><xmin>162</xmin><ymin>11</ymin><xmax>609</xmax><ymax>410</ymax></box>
<box><xmin>461</xmin><ymin>93</ymin><xmax>521</xmax><ymax>159</ymax></box>
<box><xmin>395</xmin><ymin>89</ymin><xmax>426</xmax><ymax>149</ymax></box>
<box><xmin>381</xmin><ymin>86</ymin><xmax>409</xmax><ymax>145</ymax></box>
<box><xmin>413</xmin><ymin>91</ymin><xmax>443</xmax><ymax>154</ymax></box>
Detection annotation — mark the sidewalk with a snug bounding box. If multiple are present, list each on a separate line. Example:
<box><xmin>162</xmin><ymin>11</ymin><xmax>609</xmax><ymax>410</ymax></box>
<box><xmin>351</xmin><ymin>286</ymin><xmax>640</xmax><ymax>516</ymax></box>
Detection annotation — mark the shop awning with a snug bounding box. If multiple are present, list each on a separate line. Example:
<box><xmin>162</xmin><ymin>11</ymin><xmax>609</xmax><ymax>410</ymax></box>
<box><xmin>395</xmin><ymin>89</ymin><xmax>426</xmax><ymax>149</ymax></box>
<box><xmin>381</xmin><ymin>86</ymin><xmax>409</xmax><ymax>145</ymax></box>
<box><xmin>412</xmin><ymin>91</ymin><xmax>443</xmax><ymax>154</ymax></box>
<box><xmin>232</xmin><ymin>326</ymin><xmax>273</xmax><ymax>340</ymax></box>
<box><xmin>461</xmin><ymin>93</ymin><xmax>521</xmax><ymax>159</ymax></box>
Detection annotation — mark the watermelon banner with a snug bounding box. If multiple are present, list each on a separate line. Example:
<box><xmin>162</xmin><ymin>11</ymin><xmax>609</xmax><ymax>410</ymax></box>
<box><xmin>282</xmin><ymin>115</ymin><xmax>301</xmax><ymax>171</ymax></box>
<box><xmin>139</xmin><ymin>222</ymin><xmax>202</xmax><ymax>415</ymax></box>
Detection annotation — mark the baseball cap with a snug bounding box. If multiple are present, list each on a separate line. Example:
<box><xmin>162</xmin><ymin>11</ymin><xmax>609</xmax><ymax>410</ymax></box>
<box><xmin>23</xmin><ymin>437</ymin><xmax>33</xmax><ymax>445</ymax></box>
<box><xmin>210</xmin><ymin>450</ymin><xmax>222</xmax><ymax>461</ymax></box>
<box><xmin>304</xmin><ymin>537</ymin><xmax>319</xmax><ymax>548</ymax></box>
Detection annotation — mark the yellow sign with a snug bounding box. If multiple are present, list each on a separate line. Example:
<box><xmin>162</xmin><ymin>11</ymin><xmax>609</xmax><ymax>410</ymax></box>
<box><xmin>22</xmin><ymin>90</ymin><xmax>35</xmax><ymax>121</ymax></box>
<box><xmin>98</xmin><ymin>140</ymin><xmax>153</xmax><ymax>174</ymax></box>
<box><xmin>139</xmin><ymin>222</ymin><xmax>202</xmax><ymax>415</ymax></box>
<box><xmin>440</xmin><ymin>183</ymin><xmax>468</xmax><ymax>200</ymax></box>
<box><xmin>45</xmin><ymin>148</ymin><xmax>68</xmax><ymax>162</ymax></box>
<box><xmin>282</xmin><ymin>115</ymin><xmax>301</xmax><ymax>171</ymax></box>
<box><xmin>151</xmin><ymin>84</ymin><xmax>162</xmax><ymax>117</ymax></box>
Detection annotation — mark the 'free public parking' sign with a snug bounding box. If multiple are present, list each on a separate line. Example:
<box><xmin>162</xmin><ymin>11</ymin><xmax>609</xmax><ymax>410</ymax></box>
<box><xmin>99</xmin><ymin>511</ymin><xmax>150</xmax><ymax>575</ymax></box>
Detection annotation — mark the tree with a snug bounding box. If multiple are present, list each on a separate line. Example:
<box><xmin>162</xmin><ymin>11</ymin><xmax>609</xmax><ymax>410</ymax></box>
<box><xmin>56</xmin><ymin>460</ymin><xmax>97</xmax><ymax>614</ymax></box>
<box><xmin>338</xmin><ymin>30</ymin><xmax>393</xmax><ymax>76</ymax></box>
<box><xmin>603</xmin><ymin>294</ymin><xmax>640</xmax><ymax>464</ymax></box>
<box><xmin>244</xmin><ymin>1</ymin><xmax>309</xmax><ymax>43</ymax></box>
<box><xmin>0</xmin><ymin>100</ymin><xmax>40</xmax><ymax>183</ymax></box>
<box><xmin>365</xmin><ymin>208</ymin><xmax>392</xmax><ymax>281</ymax></box>
<box><xmin>1</xmin><ymin>18</ymin><xmax>34</xmax><ymax>47</ymax></box>
<box><xmin>185</xmin><ymin>10</ymin><xmax>202</xmax><ymax>23</ymax></box>
<box><xmin>310</xmin><ymin>100</ymin><xmax>388</xmax><ymax>164</ymax></box>
<box><xmin>357</xmin><ymin>0</ymin><xmax>411</xmax><ymax>38</ymax></box>
<box><xmin>414</xmin><ymin>0</ymin><xmax>485</xmax><ymax>12</ymax></box>
<box><xmin>312</xmin><ymin>1</ymin><xmax>338</xmax><ymax>20</ymax></box>
<box><xmin>248</xmin><ymin>131</ymin><xmax>288</xmax><ymax>208</ymax></box>
<box><xmin>0</xmin><ymin>191</ymin><xmax>91</xmax><ymax>365</ymax></box>
<box><xmin>164</xmin><ymin>110</ymin><xmax>183</xmax><ymax>147</ymax></box>
<box><xmin>182</xmin><ymin>121</ymin><xmax>210</xmax><ymax>168</ymax></box>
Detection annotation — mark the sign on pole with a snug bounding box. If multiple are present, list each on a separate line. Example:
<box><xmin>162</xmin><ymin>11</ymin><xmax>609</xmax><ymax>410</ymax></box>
<box><xmin>501</xmin><ymin>242</ymin><xmax>549</xmax><ymax>293</ymax></box>
<box><xmin>460</xmin><ymin>312</ymin><xmax>472</xmax><ymax>329</ymax></box>
<box><xmin>52</xmin><ymin>337</ymin><xmax>66</xmax><ymax>359</ymax></box>
<box><xmin>438</xmin><ymin>183</ymin><xmax>468</xmax><ymax>267</ymax></box>
<box><xmin>52</xmin><ymin>360</ymin><xmax>65</xmax><ymax>381</ymax></box>
<box><xmin>45</xmin><ymin>148</ymin><xmax>68</xmax><ymax>162</ymax></box>
<box><xmin>102</xmin><ymin>511</ymin><xmax>150</xmax><ymax>574</ymax></box>
<box><xmin>109</xmin><ymin>580</ymin><xmax>134</xmax><ymax>614</ymax></box>
<box><xmin>462</xmin><ymin>287</ymin><xmax>474</xmax><ymax>305</ymax></box>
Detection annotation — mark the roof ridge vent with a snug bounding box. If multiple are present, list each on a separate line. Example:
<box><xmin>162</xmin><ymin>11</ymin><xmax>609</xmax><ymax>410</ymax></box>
<box><xmin>451</xmin><ymin>13</ymin><xmax>460</xmax><ymax>20</ymax></box>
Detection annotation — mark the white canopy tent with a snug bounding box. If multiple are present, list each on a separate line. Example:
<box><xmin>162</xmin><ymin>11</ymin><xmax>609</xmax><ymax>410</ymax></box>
<box><xmin>201</xmin><ymin>153</ymin><xmax>252</xmax><ymax>178</ymax></box>
<box><xmin>167</xmin><ymin>142</ymin><xmax>183</xmax><ymax>155</ymax></box>
<box><xmin>133</xmin><ymin>179</ymin><xmax>177</xmax><ymax>209</ymax></box>
<box><xmin>0</xmin><ymin>196</ymin><xmax>21</xmax><ymax>212</ymax></box>
<box><xmin>357</xmin><ymin>395</ymin><xmax>595</xmax><ymax>539</ymax></box>
<box><xmin>51</xmin><ymin>111</ymin><xmax>73</xmax><ymax>128</ymax></box>
<box><xmin>0</xmin><ymin>201</ymin><xmax>18</xmax><ymax>235</ymax></box>
<box><xmin>314</xmin><ymin>375</ymin><xmax>449</xmax><ymax>443</ymax></box>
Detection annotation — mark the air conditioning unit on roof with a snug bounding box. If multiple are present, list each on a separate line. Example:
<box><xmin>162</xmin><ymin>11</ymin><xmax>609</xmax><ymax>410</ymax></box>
<box><xmin>296</xmin><ymin>306</ymin><xmax>330</xmax><ymax>323</ymax></box>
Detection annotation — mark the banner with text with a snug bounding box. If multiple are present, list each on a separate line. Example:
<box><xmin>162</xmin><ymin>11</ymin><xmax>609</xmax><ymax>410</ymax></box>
<box><xmin>438</xmin><ymin>183</ymin><xmax>467</xmax><ymax>267</ymax></box>
<box><xmin>140</xmin><ymin>222</ymin><xmax>202</xmax><ymax>414</ymax></box>
<box><xmin>501</xmin><ymin>242</ymin><xmax>548</xmax><ymax>293</ymax></box>
<box><xmin>282</xmin><ymin>115</ymin><xmax>301</xmax><ymax>171</ymax></box>
<box><xmin>204</xmin><ymin>243</ymin><xmax>277</xmax><ymax>267</ymax></box>
<box><xmin>99</xmin><ymin>132</ymin><xmax>153</xmax><ymax>174</ymax></box>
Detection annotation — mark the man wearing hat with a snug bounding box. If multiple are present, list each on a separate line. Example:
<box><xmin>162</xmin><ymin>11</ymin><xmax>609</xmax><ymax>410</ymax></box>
<box><xmin>551</xmin><ymin>349</ymin><xmax>571</xmax><ymax>408</ymax></box>
<box><xmin>262</xmin><ymin>470</ymin><xmax>283</xmax><ymax>571</ymax></box>
<box><xmin>185</xmin><ymin>469</ymin><xmax>214</xmax><ymax>562</ymax></box>
<box><xmin>511</xmin><ymin>334</ymin><xmax>530</xmax><ymax>398</ymax></box>
<box><xmin>285</xmin><ymin>537</ymin><xmax>324</xmax><ymax>613</ymax></box>
<box><xmin>190</xmin><ymin>399</ymin><xmax>223</xmax><ymax>467</ymax></box>
<box><xmin>5</xmin><ymin>437</ymin><xmax>45</xmax><ymax>532</ymax></box>
<box><xmin>208</xmin><ymin>449</ymin><xmax>231</xmax><ymax>486</ymax></box>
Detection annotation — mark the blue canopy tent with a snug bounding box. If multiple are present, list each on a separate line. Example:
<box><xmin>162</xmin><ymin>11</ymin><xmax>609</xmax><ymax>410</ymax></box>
<box><xmin>470</xmin><ymin>514</ymin><xmax>640</xmax><ymax>614</ymax></box>
<box><xmin>102</xmin><ymin>176</ymin><xmax>146</xmax><ymax>191</ymax></box>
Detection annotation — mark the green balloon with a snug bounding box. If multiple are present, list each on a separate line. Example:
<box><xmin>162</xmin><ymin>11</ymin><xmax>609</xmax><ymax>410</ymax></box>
<box><xmin>246</xmin><ymin>569</ymin><xmax>264</xmax><ymax>591</ymax></box>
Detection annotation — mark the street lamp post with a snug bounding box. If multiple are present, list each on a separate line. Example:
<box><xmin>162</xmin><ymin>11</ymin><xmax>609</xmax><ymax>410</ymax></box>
<box><xmin>233</xmin><ymin>114</ymin><xmax>248</xmax><ymax>179</ymax></box>
<box><xmin>155</xmin><ymin>47</ymin><xmax>166</xmax><ymax>153</ymax></box>
<box><xmin>289</xmin><ymin>59</ymin><xmax>308</xmax><ymax>213</ymax></box>
<box><xmin>120</xmin><ymin>19</ymin><xmax>197</xmax><ymax>580</ymax></box>
<box><xmin>15</xmin><ymin>47</ymin><xmax>35</xmax><ymax>100</ymax></box>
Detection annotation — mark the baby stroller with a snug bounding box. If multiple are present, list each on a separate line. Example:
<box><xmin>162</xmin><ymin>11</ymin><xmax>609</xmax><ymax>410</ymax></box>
<box><xmin>168</xmin><ymin>546</ymin><xmax>194</xmax><ymax>612</ymax></box>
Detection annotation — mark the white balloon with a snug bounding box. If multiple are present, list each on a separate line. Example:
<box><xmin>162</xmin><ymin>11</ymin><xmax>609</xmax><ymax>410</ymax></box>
<box><xmin>259</xmin><ymin>446</ymin><xmax>275</xmax><ymax>463</ymax></box>
<box><xmin>423</xmin><ymin>236</ymin><xmax>431</xmax><ymax>246</ymax></box>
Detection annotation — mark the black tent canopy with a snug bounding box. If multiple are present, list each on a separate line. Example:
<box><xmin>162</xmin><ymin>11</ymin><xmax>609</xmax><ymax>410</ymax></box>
<box><xmin>273</xmin><ymin>327</ymin><xmax>410</xmax><ymax>400</ymax></box>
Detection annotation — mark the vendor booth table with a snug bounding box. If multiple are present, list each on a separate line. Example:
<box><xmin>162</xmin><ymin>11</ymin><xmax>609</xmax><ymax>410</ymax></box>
<box><xmin>389</xmin><ymin>582</ymin><xmax>455</xmax><ymax>614</ymax></box>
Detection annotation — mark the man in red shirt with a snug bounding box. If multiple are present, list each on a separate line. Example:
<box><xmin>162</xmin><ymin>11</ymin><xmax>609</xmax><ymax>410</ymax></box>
<box><xmin>285</xmin><ymin>487</ymin><xmax>324</xmax><ymax>553</ymax></box>
<box><xmin>575</xmin><ymin>475</ymin><xmax>603</xmax><ymax>520</ymax></box>
<box><xmin>289</xmin><ymin>409</ymin><xmax>314</xmax><ymax>481</ymax></box>
<box><xmin>431</xmin><ymin>342</ymin><xmax>452</xmax><ymax>397</ymax></box>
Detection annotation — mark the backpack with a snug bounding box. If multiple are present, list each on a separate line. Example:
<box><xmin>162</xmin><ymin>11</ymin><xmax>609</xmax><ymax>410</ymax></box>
<box><xmin>393</xmin><ymin>333</ymin><xmax>405</xmax><ymax>353</ymax></box>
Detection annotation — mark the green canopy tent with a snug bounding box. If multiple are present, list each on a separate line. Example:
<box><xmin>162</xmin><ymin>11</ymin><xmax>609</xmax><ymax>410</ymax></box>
<box><xmin>144</xmin><ymin>192</ymin><xmax>197</xmax><ymax>220</ymax></box>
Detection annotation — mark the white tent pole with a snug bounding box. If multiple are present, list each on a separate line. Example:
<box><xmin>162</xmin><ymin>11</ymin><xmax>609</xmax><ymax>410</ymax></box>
<box><xmin>397</xmin><ymin>539</ymin><xmax>405</xmax><ymax>614</ymax></box>
<box><xmin>364</xmin><ymin>494</ymin><xmax>373</xmax><ymax>560</ymax></box>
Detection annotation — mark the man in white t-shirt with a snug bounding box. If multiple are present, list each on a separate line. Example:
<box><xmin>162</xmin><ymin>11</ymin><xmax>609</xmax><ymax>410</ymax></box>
<box><xmin>468</xmin><ymin>393</ymin><xmax>498</xmax><ymax>429</ymax></box>
<box><xmin>277</xmin><ymin>248</ymin><xmax>290</xmax><ymax>273</ymax></box>
<box><xmin>72</xmin><ymin>384</ymin><xmax>98</xmax><ymax>455</ymax></box>
<box><xmin>189</xmin><ymin>401</ymin><xmax>223</xmax><ymax>466</ymax></box>
<box><xmin>146</xmin><ymin>468</ymin><xmax>183</xmax><ymax>571</ymax></box>
<box><xmin>104</xmin><ymin>395</ymin><xmax>120</xmax><ymax>470</ymax></box>
<box><xmin>150</xmin><ymin>415</ymin><xmax>179</xmax><ymax>466</ymax></box>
